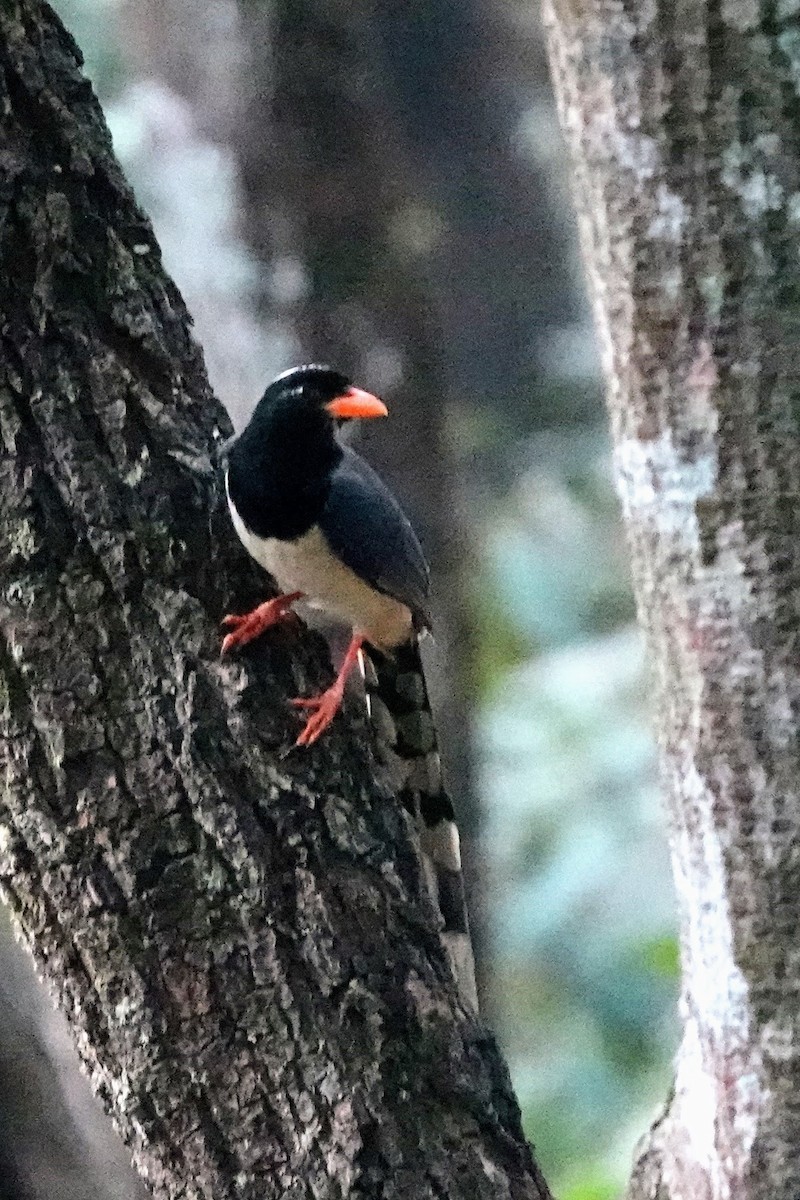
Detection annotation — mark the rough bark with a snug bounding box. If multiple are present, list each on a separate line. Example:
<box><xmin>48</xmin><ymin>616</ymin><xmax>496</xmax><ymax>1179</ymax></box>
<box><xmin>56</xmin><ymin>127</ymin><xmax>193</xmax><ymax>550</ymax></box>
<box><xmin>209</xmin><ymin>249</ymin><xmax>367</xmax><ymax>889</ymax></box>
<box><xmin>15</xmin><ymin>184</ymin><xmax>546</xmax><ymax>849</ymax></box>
<box><xmin>112</xmin><ymin>0</ymin><xmax>487</xmax><ymax>994</ymax></box>
<box><xmin>234</xmin><ymin>0</ymin><xmax>488</xmax><ymax>995</ymax></box>
<box><xmin>543</xmin><ymin>0</ymin><xmax>800</xmax><ymax>1197</ymax></box>
<box><xmin>0</xmin><ymin>3</ymin><xmax>549</xmax><ymax>1198</ymax></box>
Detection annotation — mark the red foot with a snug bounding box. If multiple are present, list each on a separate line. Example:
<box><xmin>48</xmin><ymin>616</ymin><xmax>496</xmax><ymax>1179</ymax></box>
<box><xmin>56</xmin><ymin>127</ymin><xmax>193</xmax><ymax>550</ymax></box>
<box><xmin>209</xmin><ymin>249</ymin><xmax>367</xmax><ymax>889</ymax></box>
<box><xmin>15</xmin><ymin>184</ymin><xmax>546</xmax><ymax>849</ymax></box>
<box><xmin>291</xmin><ymin>687</ymin><xmax>346</xmax><ymax>746</ymax></box>
<box><xmin>291</xmin><ymin>634</ymin><xmax>364</xmax><ymax>747</ymax></box>
<box><xmin>221</xmin><ymin>591</ymin><xmax>304</xmax><ymax>655</ymax></box>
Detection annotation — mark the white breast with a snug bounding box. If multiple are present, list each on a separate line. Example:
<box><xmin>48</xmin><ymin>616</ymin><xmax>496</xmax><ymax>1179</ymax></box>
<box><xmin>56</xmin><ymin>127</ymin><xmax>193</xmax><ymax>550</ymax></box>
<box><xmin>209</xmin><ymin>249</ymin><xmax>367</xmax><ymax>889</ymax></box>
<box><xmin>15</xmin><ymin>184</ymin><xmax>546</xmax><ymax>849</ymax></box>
<box><xmin>226</xmin><ymin>480</ymin><xmax>412</xmax><ymax>650</ymax></box>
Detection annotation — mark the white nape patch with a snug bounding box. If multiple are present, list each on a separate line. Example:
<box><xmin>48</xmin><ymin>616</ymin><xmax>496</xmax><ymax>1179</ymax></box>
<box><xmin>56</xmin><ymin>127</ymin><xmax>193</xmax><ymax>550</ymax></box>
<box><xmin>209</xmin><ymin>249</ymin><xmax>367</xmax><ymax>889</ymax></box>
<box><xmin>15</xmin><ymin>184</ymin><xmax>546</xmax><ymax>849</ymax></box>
<box><xmin>668</xmin><ymin>759</ymin><xmax>765</xmax><ymax>1195</ymax></box>
<box><xmin>226</xmin><ymin>475</ymin><xmax>412</xmax><ymax>650</ymax></box>
<box><xmin>614</xmin><ymin>430</ymin><xmax>716</xmax><ymax>543</ymax></box>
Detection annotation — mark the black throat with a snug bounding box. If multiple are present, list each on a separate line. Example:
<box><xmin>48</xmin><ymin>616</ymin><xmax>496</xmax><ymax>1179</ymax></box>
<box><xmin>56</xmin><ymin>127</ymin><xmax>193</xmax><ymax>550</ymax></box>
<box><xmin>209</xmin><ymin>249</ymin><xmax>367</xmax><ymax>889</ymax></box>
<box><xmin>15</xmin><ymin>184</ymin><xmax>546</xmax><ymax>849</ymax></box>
<box><xmin>226</xmin><ymin>399</ymin><xmax>342</xmax><ymax>542</ymax></box>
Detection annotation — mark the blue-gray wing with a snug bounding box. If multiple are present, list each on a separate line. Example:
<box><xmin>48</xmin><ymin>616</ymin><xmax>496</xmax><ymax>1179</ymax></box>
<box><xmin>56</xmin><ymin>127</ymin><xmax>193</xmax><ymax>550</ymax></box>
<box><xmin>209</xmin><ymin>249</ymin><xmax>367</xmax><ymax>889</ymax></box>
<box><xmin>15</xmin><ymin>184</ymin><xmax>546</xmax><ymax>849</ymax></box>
<box><xmin>320</xmin><ymin>448</ymin><xmax>431</xmax><ymax>628</ymax></box>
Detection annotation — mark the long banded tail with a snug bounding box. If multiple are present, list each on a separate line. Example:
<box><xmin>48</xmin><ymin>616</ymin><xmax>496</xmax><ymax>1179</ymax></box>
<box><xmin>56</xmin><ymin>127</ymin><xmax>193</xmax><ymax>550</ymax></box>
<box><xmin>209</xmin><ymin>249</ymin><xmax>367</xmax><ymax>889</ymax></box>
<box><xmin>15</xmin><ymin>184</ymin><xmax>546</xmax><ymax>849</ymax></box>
<box><xmin>362</xmin><ymin>639</ymin><xmax>478</xmax><ymax>1013</ymax></box>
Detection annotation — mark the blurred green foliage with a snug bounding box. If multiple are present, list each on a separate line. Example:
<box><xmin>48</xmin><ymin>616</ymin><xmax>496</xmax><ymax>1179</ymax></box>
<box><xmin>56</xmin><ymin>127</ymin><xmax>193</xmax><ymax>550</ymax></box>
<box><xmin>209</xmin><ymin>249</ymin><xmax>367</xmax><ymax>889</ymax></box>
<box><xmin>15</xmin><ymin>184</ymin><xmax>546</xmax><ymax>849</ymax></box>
<box><xmin>476</xmin><ymin>429</ymin><xmax>677</xmax><ymax>1193</ymax></box>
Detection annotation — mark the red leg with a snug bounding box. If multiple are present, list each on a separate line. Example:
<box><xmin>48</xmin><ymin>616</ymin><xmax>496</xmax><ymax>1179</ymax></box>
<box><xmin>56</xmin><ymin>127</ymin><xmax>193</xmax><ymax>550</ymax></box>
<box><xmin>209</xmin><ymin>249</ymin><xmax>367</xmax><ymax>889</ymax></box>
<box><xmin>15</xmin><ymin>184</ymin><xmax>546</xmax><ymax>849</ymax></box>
<box><xmin>291</xmin><ymin>634</ymin><xmax>364</xmax><ymax>747</ymax></box>
<box><xmin>221</xmin><ymin>591</ymin><xmax>304</xmax><ymax>655</ymax></box>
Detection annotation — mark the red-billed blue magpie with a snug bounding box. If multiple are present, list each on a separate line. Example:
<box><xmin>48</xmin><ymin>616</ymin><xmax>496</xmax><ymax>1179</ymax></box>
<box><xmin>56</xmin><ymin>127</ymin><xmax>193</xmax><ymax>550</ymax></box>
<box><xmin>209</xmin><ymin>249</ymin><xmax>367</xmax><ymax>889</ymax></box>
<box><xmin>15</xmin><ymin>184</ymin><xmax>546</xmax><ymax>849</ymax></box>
<box><xmin>222</xmin><ymin>365</ymin><xmax>477</xmax><ymax>1011</ymax></box>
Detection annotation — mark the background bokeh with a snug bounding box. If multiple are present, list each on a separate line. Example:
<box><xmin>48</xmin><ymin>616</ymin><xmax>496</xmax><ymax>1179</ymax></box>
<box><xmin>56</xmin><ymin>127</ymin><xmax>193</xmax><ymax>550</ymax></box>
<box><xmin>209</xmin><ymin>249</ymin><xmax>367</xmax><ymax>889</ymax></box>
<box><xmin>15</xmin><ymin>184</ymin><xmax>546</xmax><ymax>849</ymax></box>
<box><xmin>1</xmin><ymin>3</ymin><xmax>679</xmax><ymax>1197</ymax></box>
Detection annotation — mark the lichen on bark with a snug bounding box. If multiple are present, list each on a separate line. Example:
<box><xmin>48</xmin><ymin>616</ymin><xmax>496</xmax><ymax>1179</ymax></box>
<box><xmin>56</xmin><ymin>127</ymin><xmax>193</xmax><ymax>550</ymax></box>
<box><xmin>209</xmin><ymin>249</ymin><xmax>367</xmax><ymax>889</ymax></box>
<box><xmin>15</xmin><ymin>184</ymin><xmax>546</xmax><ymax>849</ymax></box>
<box><xmin>0</xmin><ymin>2</ymin><xmax>549</xmax><ymax>1197</ymax></box>
<box><xmin>543</xmin><ymin>0</ymin><xmax>800</xmax><ymax>1196</ymax></box>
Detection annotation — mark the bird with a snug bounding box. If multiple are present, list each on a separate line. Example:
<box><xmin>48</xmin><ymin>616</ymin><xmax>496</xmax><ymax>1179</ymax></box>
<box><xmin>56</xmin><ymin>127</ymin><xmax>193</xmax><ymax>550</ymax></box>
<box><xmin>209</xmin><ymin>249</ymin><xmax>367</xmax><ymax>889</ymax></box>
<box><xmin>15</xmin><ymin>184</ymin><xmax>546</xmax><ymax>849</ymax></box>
<box><xmin>221</xmin><ymin>364</ymin><xmax>478</xmax><ymax>1012</ymax></box>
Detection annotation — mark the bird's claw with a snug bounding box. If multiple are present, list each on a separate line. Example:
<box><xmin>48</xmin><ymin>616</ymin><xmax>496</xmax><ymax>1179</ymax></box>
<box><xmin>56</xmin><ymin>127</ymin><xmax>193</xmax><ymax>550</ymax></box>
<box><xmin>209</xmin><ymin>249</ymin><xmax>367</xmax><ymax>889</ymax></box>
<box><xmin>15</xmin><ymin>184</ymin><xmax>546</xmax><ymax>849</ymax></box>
<box><xmin>220</xmin><ymin>611</ymin><xmax>267</xmax><ymax>655</ymax></box>
<box><xmin>220</xmin><ymin>597</ymin><xmax>299</xmax><ymax>655</ymax></box>
<box><xmin>291</xmin><ymin>687</ymin><xmax>344</xmax><ymax>746</ymax></box>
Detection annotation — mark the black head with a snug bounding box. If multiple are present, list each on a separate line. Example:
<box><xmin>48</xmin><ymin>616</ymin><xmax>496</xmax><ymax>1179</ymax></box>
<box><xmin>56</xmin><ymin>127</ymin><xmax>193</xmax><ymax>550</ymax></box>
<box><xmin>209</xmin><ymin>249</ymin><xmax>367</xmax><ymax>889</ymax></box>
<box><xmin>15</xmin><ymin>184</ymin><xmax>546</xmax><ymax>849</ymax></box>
<box><xmin>260</xmin><ymin>364</ymin><xmax>354</xmax><ymax>414</ymax></box>
<box><xmin>238</xmin><ymin>364</ymin><xmax>386</xmax><ymax>446</ymax></box>
<box><xmin>226</xmin><ymin>365</ymin><xmax>387</xmax><ymax>540</ymax></box>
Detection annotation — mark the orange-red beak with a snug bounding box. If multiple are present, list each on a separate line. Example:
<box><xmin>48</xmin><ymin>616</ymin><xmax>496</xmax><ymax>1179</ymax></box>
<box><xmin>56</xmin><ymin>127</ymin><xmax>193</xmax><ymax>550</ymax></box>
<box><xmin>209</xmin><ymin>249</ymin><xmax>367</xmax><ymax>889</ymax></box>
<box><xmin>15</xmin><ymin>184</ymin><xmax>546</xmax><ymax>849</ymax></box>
<box><xmin>325</xmin><ymin>386</ymin><xmax>388</xmax><ymax>420</ymax></box>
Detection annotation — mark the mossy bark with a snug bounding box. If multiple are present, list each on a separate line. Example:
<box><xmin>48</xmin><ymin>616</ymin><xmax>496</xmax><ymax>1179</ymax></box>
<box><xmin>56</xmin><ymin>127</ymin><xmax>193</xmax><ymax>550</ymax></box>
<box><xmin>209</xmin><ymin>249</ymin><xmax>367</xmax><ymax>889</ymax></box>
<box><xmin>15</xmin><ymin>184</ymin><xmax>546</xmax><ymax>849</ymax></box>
<box><xmin>0</xmin><ymin>3</ymin><xmax>549</xmax><ymax>1197</ymax></box>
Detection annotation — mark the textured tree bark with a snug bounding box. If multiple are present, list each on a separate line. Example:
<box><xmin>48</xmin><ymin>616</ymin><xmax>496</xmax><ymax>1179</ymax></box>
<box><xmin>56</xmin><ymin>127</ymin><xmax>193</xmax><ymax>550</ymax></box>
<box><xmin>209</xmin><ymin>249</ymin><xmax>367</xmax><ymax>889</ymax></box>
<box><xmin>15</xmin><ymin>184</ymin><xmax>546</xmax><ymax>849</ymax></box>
<box><xmin>0</xmin><ymin>3</ymin><xmax>550</xmax><ymax>1198</ymax></box>
<box><xmin>543</xmin><ymin>1</ymin><xmax>800</xmax><ymax>1197</ymax></box>
<box><xmin>234</xmin><ymin>0</ymin><xmax>488</xmax><ymax>996</ymax></box>
<box><xmin>113</xmin><ymin>0</ymin><xmax>488</xmax><ymax>996</ymax></box>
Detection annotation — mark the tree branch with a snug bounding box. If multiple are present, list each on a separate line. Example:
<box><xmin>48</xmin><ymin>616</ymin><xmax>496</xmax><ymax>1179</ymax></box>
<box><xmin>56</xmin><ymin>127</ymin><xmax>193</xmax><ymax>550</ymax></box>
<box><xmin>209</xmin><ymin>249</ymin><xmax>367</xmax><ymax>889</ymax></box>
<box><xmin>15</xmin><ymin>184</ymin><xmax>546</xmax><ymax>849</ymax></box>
<box><xmin>0</xmin><ymin>3</ymin><xmax>549</xmax><ymax>1196</ymax></box>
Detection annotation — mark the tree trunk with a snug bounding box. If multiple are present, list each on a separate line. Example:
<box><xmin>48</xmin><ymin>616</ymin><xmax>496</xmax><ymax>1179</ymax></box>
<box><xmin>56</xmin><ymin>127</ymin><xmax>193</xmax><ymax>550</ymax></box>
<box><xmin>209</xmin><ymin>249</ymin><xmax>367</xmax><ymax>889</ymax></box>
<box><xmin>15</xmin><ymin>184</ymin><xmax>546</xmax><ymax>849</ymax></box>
<box><xmin>543</xmin><ymin>1</ymin><xmax>800</xmax><ymax>1197</ymax></box>
<box><xmin>0</xmin><ymin>3</ymin><xmax>549</xmax><ymax>1197</ymax></box>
